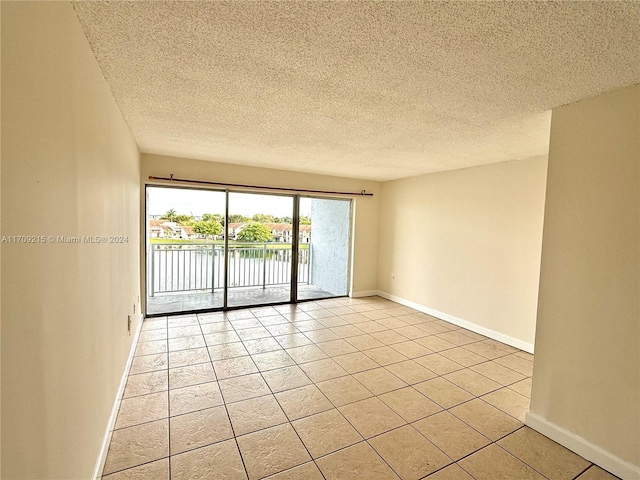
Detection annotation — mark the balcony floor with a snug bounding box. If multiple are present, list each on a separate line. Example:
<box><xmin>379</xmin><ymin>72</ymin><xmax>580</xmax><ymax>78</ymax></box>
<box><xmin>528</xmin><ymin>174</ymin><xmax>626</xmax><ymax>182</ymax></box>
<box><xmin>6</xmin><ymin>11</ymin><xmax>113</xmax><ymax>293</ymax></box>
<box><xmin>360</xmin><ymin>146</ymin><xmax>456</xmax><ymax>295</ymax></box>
<box><xmin>147</xmin><ymin>284</ymin><xmax>337</xmax><ymax>315</ymax></box>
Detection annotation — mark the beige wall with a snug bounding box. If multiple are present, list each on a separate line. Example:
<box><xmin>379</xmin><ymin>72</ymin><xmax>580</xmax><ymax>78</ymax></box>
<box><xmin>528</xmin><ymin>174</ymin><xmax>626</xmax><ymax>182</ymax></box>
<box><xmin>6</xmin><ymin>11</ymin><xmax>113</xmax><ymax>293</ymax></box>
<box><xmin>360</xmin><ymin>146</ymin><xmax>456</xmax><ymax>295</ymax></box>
<box><xmin>141</xmin><ymin>154</ymin><xmax>381</xmax><ymax>304</ymax></box>
<box><xmin>1</xmin><ymin>3</ymin><xmax>141</xmax><ymax>479</ymax></box>
<box><xmin>530</xmin><ymin>85</ymin><xmax>640</xmax><ymax>475</ymax></box>
<box><xmin>377</xmin><ymin>157</ymin><xmax>548</xmax><ymax>348</ymax></box>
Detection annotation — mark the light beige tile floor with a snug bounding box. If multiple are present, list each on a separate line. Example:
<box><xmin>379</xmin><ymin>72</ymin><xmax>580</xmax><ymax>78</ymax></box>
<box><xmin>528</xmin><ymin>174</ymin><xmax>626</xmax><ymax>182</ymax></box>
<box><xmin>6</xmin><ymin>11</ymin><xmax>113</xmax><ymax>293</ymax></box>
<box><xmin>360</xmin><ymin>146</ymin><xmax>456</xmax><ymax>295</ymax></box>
<box><xmin>102</xmin><ymin>296</ymin><xmax>621</xmax><ymax>480</ymax></box>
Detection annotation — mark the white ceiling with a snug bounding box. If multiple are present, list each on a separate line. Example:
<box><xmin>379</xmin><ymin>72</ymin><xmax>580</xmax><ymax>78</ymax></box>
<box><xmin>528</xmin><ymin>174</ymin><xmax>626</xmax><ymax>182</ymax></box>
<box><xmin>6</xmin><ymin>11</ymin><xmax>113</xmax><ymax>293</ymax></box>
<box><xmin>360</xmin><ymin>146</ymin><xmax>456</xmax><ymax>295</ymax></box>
<box><xmin>73</xmin><ymin>1</ymin><xmax>640</xmax><ymax>181</ymax></box>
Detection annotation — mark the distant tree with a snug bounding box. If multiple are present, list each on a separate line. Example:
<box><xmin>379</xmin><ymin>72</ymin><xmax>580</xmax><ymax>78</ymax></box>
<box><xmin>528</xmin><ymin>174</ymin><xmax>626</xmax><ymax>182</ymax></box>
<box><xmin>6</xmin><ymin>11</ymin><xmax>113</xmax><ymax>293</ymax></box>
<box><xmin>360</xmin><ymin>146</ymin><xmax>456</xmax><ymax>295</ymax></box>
<box><xmin>175</xmin><ymin>214</ymin><xmax>194</xmax><ymax>226</ymax></box>
<box><xmin>299</xmin><ymin>216</ymin><xmax>312</xmax><ymax>225</ymax></box>
<box><xmin>160</xmin><ymin>209</ymin><xmax>177</xmax><ymax>222</ymax></box>
<box><xmin>202</xmin><ymin>213</ymin><xmax>224</xmax><ymax>224</ymax></box>
<box><xmin>237</xmin><ymin>222</ymin><xmax>273</xmax><ymax>242</ymax></box>
<box><xmin>275</xmin><ymin>216</ymin><xmax>292</xmax><ymax>224</ymax></box>
<box><xmin>252</xmin><ymin>213</ymin><xmax>276</xmax><ymax>223</ymax></box>
<box><xmin>193</xmin><ymin>220</ymin><xmax>222</xmax><ymax>238</ymax></box>
<box><xmin>228</xmin><ymin>214</ymin><xmax>251</xmax><ymax>224</ymax></box>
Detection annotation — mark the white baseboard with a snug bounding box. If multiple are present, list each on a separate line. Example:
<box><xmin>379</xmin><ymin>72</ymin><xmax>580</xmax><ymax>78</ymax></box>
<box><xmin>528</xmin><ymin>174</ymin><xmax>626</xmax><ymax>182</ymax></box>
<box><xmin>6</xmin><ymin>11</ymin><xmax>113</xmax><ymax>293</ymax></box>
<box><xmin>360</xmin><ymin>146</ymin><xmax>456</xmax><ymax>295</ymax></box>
<box><xmin>92</xmin><ymin>313</ymin><xmax>145</xmax><ymax>480</ymax></box>
<box><xmin>375</xmin><ymin>290</ymin><xmax>535</xmax><ymax>354</ymax></box>
<box><xmin>350</xmin><ymin>290</ymin><xmax>379</xmax><ymax>298</ymax></box>
<box><xmin>525</xmin><ymin>411</ymin><xmax>640</xmax><ymax>480</ymax></box>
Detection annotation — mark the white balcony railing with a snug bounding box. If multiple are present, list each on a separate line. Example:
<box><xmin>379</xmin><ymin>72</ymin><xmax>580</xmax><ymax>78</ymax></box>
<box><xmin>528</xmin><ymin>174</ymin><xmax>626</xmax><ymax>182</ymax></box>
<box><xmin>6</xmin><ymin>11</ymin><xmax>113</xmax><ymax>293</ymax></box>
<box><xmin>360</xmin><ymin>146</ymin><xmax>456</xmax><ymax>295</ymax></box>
<box><xmin>148</xmin><ymin>243</ymin><xmax>311</xmax><ymax>296</ymax></box>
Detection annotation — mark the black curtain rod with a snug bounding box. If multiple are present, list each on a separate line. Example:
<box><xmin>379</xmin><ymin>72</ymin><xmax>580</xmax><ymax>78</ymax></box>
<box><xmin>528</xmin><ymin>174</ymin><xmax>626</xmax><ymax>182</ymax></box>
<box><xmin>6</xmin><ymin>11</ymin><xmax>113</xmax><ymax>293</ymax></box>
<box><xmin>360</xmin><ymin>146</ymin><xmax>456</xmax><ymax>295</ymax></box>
<box><xmin>148</xmin><ymin>175</ymin><xmax>374</xmax><ymax>197</ymax></box>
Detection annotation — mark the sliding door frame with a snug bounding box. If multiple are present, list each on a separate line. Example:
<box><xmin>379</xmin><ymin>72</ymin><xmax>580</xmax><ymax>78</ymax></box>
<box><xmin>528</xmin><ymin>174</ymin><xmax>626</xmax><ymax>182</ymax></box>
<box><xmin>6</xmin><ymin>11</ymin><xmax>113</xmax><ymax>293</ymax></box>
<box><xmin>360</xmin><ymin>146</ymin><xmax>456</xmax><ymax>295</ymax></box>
<box><xmin>290</xmin><ymin>195</ymin><xmax>300</xmax><ymax>303</ymax></box>
<box><xmin>223</xmin><ymin>190</ymin><xmax>230</xmax><ymax>309</ymax></box>
<box><xmin>144</xmin><ymin>184</ymin><xmax>353</xmax><ymax>317</ymax></box>
<box><xmin>297</xmin><ymin>195</ymin><xmax>354</xmax><ymax>302</ymax></box>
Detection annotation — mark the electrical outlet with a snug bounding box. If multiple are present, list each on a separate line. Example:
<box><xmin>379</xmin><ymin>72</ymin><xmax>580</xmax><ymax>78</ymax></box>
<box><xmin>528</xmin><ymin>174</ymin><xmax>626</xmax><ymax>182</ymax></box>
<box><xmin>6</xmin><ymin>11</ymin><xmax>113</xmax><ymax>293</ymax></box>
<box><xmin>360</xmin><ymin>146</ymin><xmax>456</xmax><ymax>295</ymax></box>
<box><xmin>392</xmin><ymin>274</ymin><xmax>396</xmax><ymax>280</ymax></box>
<box><xmin>127</xmin><ymin>315</ymin><xmax>131</xmax><ymax>334</ymax></box>
<box><xmin>133</xmin><ymin>303</ymin><xmax>136</xmax><ymax>314</ymax></box>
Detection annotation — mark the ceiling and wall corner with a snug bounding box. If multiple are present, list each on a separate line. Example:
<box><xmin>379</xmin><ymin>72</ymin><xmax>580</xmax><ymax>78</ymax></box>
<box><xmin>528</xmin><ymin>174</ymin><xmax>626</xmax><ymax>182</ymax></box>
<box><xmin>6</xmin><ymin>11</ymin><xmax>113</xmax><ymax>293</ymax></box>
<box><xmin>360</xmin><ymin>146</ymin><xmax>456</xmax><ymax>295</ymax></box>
<box><xmin>72</xmin><ymin>1</ymin><xmax>640</xmax><ymax>181</ymax></box>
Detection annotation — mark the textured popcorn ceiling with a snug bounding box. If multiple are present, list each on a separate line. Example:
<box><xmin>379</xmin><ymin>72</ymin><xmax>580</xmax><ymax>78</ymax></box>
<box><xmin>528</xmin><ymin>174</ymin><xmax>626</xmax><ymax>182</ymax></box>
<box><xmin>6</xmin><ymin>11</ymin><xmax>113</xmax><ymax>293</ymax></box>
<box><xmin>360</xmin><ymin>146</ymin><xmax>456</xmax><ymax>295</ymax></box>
<box><xmin>72</xmin><ymin>1</ymin><xmax>640</xmax><ymax>181</ymax></box>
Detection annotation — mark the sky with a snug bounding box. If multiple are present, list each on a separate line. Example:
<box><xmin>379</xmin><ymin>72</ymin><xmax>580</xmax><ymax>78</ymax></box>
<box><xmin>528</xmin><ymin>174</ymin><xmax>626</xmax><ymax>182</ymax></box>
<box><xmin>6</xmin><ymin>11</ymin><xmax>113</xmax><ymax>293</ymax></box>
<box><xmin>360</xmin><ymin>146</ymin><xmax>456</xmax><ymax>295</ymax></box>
<box><xmin>147</xmin><ymin>186</ymin><xmax>312</xmax><ymax>218</ymax></box>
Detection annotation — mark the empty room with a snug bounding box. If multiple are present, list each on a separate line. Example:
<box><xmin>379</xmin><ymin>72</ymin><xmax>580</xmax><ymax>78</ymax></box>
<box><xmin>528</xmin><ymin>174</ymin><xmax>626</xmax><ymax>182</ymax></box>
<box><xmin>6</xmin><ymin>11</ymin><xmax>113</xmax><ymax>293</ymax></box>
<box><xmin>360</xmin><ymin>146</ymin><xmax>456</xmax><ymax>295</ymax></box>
<box><xmin>1</xmin><ymin>2</ymin><xmax>639</xmax><ymax>480</ymax></box>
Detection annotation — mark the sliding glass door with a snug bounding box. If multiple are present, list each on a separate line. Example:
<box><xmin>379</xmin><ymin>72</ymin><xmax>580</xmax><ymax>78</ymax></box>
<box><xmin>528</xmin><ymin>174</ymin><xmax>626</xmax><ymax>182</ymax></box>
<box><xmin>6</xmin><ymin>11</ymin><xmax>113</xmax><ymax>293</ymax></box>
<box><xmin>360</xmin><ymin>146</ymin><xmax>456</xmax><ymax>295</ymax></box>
<box><xmin>145</xmin><ymin>185</ymin><xmax>352</xmax><ymax>315</ymax></box>
<box><xmin>146</xmin><ymin>186</ymin><xmax>226</xmax><ymax>315</ymax></box>
<box><xmin>226</xmin><ymin>192</ymin><xmax>294</xmax><ymax>308</ymax></box>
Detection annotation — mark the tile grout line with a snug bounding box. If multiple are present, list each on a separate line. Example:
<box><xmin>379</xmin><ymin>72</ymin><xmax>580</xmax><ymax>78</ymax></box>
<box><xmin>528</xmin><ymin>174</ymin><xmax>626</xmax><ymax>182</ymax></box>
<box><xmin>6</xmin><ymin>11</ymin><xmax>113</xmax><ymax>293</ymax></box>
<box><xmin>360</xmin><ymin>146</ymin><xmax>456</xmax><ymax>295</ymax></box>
<box><xmin>139</xmin><ymin>314</ymin><xmax>530</xmax><ymax>379</ymax></box>
<box><xmin>365</xmin><ymin>413</ymin><xmax>455</xmax><ymax>475</ymax></box>
<box><xmin>242</xmin><ymin>305</ymin><xmax>448</xmax><ymax>478</ymax></box>
<box><xmin>114</xmin><ymin>298</ymin><xmax>539</xmax><ymax>479</ymax></box>
<box><xmin>493</xmin><ymin>441</ymin><xmax>554</xmax><ymax>479</ymax></box>
<box><xmin>226</xmin><ymin>309</ymin><xmax>324</xmax><ymax>479</ymax></box>
<box><xmin>166</xmin><ymin>317</ymin><xmax>172</xmax><ymax>480</ymax></box>
<box><xmin>195</xmin><ymin>310</ymin><xmax>252</xmax><ymax>480</ymax></box>
<box><xmin>129</xmin><ymin>347</ymin><xmax>529</xmax><ymax>419</ymax></box>
<box><xmin>135</xmin><ymin>310</ymin><xmax>531</xmax><ymax>420</ymax></box>
<box><xmin>319</xmin><ymin>307</ymin><xmax>533</xmax><ymax>477</ymax></box>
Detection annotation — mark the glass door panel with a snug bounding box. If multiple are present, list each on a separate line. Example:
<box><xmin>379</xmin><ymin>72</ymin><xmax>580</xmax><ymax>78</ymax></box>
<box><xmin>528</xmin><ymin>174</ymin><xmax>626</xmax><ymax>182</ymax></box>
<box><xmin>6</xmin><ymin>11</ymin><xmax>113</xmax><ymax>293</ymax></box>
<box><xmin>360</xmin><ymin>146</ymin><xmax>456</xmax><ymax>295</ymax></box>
<box><xmin>226</xmin><ymin>192</ymin><xmax>294</xmax><ymax>308</ymax></box>
<box><xmin>298</xmin><ymin>197</ymin><xmax>352</xmax><ymax>300</ymax></box>
<box><xmin>145</xmin><ymin>187</ymin><xmax>352</xmax><ymax>314</ymax></box>
<box><xmin>146</xmin><ymin>186</ymin><xmax>226</xmax><ymax>315</ymax></box>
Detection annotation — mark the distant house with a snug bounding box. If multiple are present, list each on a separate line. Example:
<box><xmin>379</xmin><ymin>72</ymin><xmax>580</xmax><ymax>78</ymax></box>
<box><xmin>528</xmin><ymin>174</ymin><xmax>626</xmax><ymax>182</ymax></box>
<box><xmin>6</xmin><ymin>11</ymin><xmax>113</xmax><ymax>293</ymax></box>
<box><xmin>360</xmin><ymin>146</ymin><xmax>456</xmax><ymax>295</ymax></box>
<box><xmin>262</xmin><ymin>223</ymin><xmax>292</xmax><ymax>242</ymax></box>
<box><xmin>148</xmin><ymin>219</ymin><xmax>164</xmax><ymax>238</ymax></box>
<box><xmin>226</xmin><ymin>222</ymin><xmax>245</xmax><ymax>240</ymax></box>
<box><xmin>261</xmin><ymin>223</ymin><xmax>311</xmax><ymax>243</ymax></box>
<box><xmin>148</xmin><ymin>219</ymin><xmax>179</xmax><ymax>238</ymax></box>
<box><xmin>299</xmin><ymin>224</ymin><xmax>311</xmax><ymax>243</ymax></box>
<box><xmin>181</xmin><ymin>226</ymin><xmax>200</xmax><ymax>240</ymax></box>
<box><xmin>148</xmin><ymin>219</ymin><xmax>199</xmax><ymax>239</ymax></box>
<box><xmin>149</xmin><ymin>219</ymin><xmax>310</xmax><ymax>242</ymax></box>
